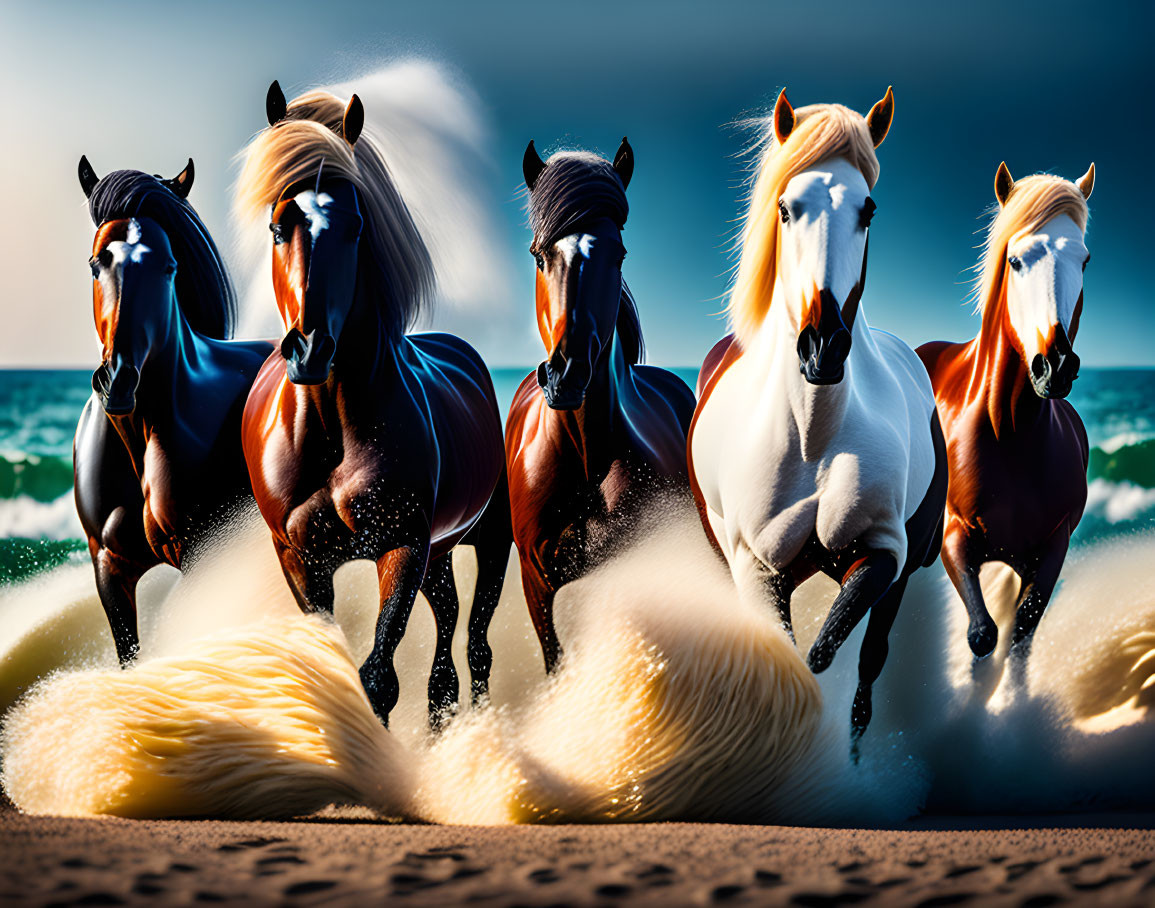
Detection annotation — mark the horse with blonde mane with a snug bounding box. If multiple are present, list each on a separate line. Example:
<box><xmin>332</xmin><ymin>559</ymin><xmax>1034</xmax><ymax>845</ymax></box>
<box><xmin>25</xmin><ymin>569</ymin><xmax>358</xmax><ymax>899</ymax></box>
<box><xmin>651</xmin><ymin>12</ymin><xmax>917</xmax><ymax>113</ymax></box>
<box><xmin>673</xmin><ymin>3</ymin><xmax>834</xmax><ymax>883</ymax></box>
<box><xmin>237</xmin><ymin>82</ymin><xmax>509</xmax><ymax>726</ymax></box>
<box><xmin>74</xmin><ymin>159</ymin><xmax>273</xmax><ymax>665</ymax></box>
<box><xmin>688</xmin><ymin>89</ymin><xmax>947</xmax><ymax>754</ymax></box>
<box><xmin>506</xmin><ymin>139</ymin><xmax>696</xmax><ymax>671</ymax></box>
<box><xmin>918</xmin><ymin>163</ymin><xmax>1094</xmax><ymax>666</ymax></box>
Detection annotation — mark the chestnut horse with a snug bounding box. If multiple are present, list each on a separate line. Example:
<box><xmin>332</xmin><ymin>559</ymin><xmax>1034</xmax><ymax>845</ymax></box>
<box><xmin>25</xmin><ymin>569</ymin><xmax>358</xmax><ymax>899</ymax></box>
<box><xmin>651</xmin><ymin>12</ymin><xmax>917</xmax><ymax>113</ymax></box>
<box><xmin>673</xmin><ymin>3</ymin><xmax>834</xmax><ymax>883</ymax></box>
<box><xmin>237</xmin><ymin>83</ymin><xmax>508</xmax><ymax>725</ymax></box>
<box><xmin>917</xmin><ymin>163</ymin><xmax>1094</xmax><ymax>667</ymax></box>
<box><xmin>506</xmin><ymin>139</ymin><xmax>696</xmax><ymax>671</ymax></box>
<box><xmin>688</xmin><ymin>90</ymin><xmax>947</xmax><ymax>754</ymax></box>
<box><xmin>74</xmin><ymin>160</ymin><xmax>273</xmax><ymax>664</ymax></box>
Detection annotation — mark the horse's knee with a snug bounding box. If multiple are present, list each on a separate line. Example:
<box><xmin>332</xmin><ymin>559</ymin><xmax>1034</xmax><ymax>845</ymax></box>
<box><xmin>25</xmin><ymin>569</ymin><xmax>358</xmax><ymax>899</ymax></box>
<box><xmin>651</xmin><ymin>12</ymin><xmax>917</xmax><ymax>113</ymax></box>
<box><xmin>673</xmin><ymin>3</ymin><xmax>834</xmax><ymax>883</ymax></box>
<box><xmin>968</xmin><ymin>615</ymin><xmax>998</xmax><ymax>657</ymax></box>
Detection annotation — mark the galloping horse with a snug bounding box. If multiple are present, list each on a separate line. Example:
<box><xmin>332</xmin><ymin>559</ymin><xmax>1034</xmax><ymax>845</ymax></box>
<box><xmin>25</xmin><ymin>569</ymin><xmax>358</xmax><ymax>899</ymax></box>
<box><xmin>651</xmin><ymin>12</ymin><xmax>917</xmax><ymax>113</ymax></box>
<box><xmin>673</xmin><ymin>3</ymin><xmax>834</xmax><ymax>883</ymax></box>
<box><xmin>238</xmin><ymin>83</ymin><xmax>508</xmax><ymax>725</ymax></box>
<box><xmin>75</xmin><ymin>160</ymin><xmax>273</xmax><ymax>664</ymax></box>
<box><xmin>688</xmin><ymin>89</ymin><xmax>947</xmax><ymax>752</ymax></box>
<box><xmin>918</xmin><ymin>163</ymin><xmax>1094</xmax><ymax>666</ymax></box>
<box><xmin>506</xmin><ymin>140</ymin><xmax>696</xmax><ymax>671</ymax></box>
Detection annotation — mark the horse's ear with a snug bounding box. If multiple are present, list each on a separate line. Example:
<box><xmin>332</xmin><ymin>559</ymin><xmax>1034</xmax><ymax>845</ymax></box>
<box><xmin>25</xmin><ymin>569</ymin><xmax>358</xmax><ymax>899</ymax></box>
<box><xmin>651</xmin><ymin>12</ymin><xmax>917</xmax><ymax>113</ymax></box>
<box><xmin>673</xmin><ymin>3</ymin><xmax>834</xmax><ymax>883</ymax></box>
<box><xmin>78</xmin><ymin>155</ymin><xmax>99</xmax><ymax>199</ymax></box>
<box><xmin>866</xmin><ymin>86</ymin><xmax>894</xmax><ymax>148</ymax></box>
<box><xmin>266</xmin><ymin>80</ymin><xmax>287</xmax><ymax>126</ymax></box>
<box><xmin>613</xmin><ymin>136</ymin><xmax>634</xmax><ymax>190</ymax></box>
<box><xmin>523</xmin><ymin>140</ymin><xmax>546</xmax><ymax>191</ymax></box>
<box><xmin>1076</xmin><ymin>162</ymin><xmax>1095</xmax><ymax>200</ymax></box>
<box><xmin>773</xmin><ymin>89</ymin><xmax>795</xmax><ymax>145</ymax></box>
<box><xmin>342</xmin><ymin>94</ymin><xmax>364</xmax><ymax>146</ymax></box>
<box><xmin>994</xmin><ymin>161</ymin><xmax>1014</xmax><ymax>207</ymax></box>
<box><xmin>164</xmin><ymin>158</ymin><xmax>194</xmax><ymax>199</ymax></box>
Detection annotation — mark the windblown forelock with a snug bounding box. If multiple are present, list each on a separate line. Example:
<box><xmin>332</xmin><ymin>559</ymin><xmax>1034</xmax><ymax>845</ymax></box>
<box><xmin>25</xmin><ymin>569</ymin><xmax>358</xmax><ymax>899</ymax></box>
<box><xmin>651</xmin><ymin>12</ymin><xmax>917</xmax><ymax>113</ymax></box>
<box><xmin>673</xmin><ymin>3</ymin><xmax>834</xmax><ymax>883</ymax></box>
<box><xmin>86</xmin><ymin>169</ymin><xmax>236</xmax><ymax>340</ymax></box>
<box><xmin>528</xmin><ymin>152</ymin><xmax>628</xmax><ymax>252</ymax></box>
<box><xmin>236</xmin><ymin>92</ymin><xmax>435</xmax><ymax>337</ymax></box>
<box><xmin>727</xmin><ymin>103</ymin><xmax>881</xmax><ymax>344</ymax></box>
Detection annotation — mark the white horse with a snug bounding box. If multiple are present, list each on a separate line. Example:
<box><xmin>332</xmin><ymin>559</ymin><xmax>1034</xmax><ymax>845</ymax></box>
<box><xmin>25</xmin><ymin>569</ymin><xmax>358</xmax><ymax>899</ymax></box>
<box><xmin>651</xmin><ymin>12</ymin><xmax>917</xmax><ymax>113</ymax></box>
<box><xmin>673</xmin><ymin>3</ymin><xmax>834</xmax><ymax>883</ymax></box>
<box><xmin>688</xmin><ymin>88</ymin><xmax>948</xmax><ymax>754</ymax></box>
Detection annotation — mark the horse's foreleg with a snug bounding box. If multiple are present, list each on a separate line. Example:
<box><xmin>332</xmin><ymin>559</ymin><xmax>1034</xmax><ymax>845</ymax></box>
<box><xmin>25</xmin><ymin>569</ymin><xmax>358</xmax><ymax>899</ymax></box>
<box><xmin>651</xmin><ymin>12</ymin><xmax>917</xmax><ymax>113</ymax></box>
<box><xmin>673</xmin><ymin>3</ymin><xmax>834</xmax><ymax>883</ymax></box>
<box><xmin>521</xmin><ymin>561</ymin><xmax>561</xmax><ymax>673</ymax></box>
<box><xmin>1010</xmin><ymin>527</ymin><xmax>1070</xmax><ymax>669</ymax></box>
<box><xmin>807</xmin><ymin>553</ymin><xmax>898</xmax><ymax>674</ymax></box>
<box><xmin>464</xmin><ymin>468</ymin><xmax>512</xmax><ymax>705</ymax></box>
<box><xmin>850</xmin><ymin>574</ymin><xmax>908</xmax><ymax>761</ymax></box>
<box><xmin>91</xmin><ymin>543</ymin><xmax>150</xmax><ymax>666</ymax></box>
<box><xmin>733</xmin><ymin>546</ymin><xmax>796</xmax><ymax>641</ymax></box>
<box><xmin>361</xmin><ymin>544</ymin><xmax>429</xmax><ymax>726</ymax></box>
<box><xmin>942</xmin><ymin>528</ymin><xmax>996</xmax><ymax>657</ymax></box>
<box><xmin>275</xmin><ymin>541</ymin><xmax>335</xmax><ymax>614</ymax></box>
<box><xmin>420</xmin><ymin>552</ymin><xmax>460</xmax><ymax>730</ymax></box>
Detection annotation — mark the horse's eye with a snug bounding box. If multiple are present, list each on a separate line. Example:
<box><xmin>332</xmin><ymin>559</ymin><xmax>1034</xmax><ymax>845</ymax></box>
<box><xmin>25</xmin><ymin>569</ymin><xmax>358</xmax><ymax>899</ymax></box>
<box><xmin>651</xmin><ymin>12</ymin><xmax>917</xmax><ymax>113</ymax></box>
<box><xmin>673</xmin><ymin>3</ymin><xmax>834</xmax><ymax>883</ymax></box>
<box><xmin>533</xmin><ymin>252</ymin><xmax>544</xmax><ymax>272</ymax></box>
<box><xmin>859</xmin><ymin>197</ymin><xmax>876</xmax><ymax>230</ymax></box>
<box><xmin>1008</xmin><ymin>255</ymin><xmax>1022</xmax><ymax>272</ymax></box>
<box><xmin>778</xmin><ymin>200</ymin><xmax>790</xmax><ymax>224</ymax></box>
<box><xmin>89</xmin><ymin>258</ymin><xmax>100</xmax><ymax>279</ymax></box>
<box><xmin>270</xmin><ymin>222</ymin><xmax>287</xmax><ymax>246</ymax></box>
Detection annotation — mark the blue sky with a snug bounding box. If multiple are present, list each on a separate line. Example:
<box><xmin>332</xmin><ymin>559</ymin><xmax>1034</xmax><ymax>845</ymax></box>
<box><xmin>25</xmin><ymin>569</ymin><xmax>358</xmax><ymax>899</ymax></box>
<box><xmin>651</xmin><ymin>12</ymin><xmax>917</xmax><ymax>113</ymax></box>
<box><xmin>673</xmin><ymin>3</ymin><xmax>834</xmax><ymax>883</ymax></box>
<box><xmin>0</xmin><ymin>0</ymin><xmax>1151</xmax><ymax>367</ymax></box>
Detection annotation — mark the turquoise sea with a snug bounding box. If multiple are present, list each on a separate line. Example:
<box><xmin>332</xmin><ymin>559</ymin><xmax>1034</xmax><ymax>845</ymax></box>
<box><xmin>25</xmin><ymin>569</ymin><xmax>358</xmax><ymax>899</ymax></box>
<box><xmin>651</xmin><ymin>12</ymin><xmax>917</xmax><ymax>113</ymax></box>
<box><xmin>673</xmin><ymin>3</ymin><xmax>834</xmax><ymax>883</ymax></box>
<box><xmin>2</xmin><ymin>366</ymin><xmax>1154</xmax><ymax>584</ymax></box>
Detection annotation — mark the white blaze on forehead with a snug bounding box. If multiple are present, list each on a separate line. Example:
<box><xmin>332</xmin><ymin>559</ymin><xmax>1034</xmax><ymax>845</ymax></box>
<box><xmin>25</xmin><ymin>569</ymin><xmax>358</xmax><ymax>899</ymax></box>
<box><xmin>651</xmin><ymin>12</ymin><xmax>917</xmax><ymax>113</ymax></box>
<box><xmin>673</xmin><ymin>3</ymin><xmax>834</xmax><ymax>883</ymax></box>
<box><xmin>776</xmin><ymin>159</ymin><xmax>870</xmax><ymax>313</ymax></box>
<box><xmin>1006</xmin><ymin>213</ymin><xmax>1088</xmax><ymax>349</ymax></box>
<box><xmin>293</xmin><ymin>190</ymin><xmax>336</xmax><ymax>241</ymax></box>
<box><xmin>104</xmin><ymin>219</ymin><xmax>152</xmax><ymax>272</ymax></box>
<box><xmin>554</xmin><ymin>233</ymin><xmax>596</xmax><ymax>265</ymax></box>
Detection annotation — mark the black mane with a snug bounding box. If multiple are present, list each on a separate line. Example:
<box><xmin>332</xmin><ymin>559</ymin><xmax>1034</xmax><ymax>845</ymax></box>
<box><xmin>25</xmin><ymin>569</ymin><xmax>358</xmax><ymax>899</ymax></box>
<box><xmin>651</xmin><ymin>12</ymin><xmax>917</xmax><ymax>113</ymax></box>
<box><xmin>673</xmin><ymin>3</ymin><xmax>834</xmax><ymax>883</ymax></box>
<box><xmin>88</xmin><ymin>171</ymin><xmax>236</xmax><ymax>340</ymax></box>
<box><xmin>527</xmin><ymin>152</ymin><xmax>644</xmax><ymax>364</ymax></box>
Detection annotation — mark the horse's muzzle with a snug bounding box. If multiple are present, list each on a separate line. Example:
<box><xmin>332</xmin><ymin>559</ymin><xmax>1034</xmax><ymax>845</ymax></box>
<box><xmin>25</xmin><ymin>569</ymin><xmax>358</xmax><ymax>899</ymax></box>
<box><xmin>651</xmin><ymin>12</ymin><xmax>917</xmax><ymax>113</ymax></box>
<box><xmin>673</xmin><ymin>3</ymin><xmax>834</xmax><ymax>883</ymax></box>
<box><xmin>537</xmin><ymin>356</ymin><xmax>589</xmax><ymax>410</ymax></box>
<box><xmin>1030</xmin><ymin>349</ymin><xmax>1080</xmax><ymax>399</ymax></box>
<box><xmin>797</xmin><ymin>290</ymin><xmax>853</xmax><ymax>385</ymax></box>
<box><xmin>92</xmin><ymin>361</ymin><xmax>140</xmax><ymax>415</ymax></box>
<box><xmin>1030</xmin><ymin>328</ymin><xmax>1080</xmax><ymax>399</ymax></box>
<box><xmin>282</xmin><ymin>328</ymin><xmax>336</xmax><ymax>385</ymax></box>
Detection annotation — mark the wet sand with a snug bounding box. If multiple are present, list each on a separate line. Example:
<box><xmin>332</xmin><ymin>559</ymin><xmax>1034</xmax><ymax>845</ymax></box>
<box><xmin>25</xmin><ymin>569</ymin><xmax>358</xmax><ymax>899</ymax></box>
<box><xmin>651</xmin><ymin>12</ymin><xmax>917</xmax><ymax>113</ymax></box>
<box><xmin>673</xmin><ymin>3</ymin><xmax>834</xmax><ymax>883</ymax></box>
<box><xmin>2</xmin><ymin>808</ymin><xmax>1154</xmax><ymax>906</ymax></box>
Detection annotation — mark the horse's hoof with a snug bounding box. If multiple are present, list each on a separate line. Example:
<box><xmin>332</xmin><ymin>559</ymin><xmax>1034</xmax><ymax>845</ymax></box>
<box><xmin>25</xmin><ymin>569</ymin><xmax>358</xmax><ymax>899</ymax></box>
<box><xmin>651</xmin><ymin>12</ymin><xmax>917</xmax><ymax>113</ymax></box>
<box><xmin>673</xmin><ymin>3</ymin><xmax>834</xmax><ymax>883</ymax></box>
<box><xmin>967</xmin><ymin>621</ymin><xmax>998</xmax><ymax>657</ymax></box>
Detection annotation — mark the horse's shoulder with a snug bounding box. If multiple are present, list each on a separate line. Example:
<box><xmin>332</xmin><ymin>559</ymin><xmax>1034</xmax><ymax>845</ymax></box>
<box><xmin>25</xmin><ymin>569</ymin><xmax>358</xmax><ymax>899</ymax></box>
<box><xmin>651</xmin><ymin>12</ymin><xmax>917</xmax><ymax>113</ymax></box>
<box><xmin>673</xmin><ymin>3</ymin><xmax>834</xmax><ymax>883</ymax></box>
<box><xmin>914</xmin><ymin>338</ymin><xmax>968</xmax><ymax>379</ymax></box>
<box><xmin>406</xmin><ymin>331</ymin><xmax>485</xmax><ymax>371</ymax></box>
<box><xmin>697</xmin><ymin>334</ymin><xmax>739</xmax><ymax>397</ymax></box>
<box><xmin>73</xmin><ymin>395</ymin><xmax>144</xmax><ymax>536</ymax></box>
<box><xmin>631</xmin><ymin>364</ymin><xmax>696</xmax><ymax>428</ymax></box>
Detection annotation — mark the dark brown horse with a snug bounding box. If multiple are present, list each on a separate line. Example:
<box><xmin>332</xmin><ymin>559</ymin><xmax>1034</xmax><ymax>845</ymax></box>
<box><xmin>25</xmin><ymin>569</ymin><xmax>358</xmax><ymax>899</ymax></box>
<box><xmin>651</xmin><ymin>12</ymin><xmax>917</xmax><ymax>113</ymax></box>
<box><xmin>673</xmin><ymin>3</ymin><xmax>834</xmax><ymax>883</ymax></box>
<box><xmin>918</xmin><ymin>162</ymin><xmax>1095</xmax><ymax>666</ymax></box>
<box><xmin>238</xmin><ymin>84</ymin><xmax>509</xmax><ymax>725</ymax></box>
<box><xmin>506</xmin><ymin>139</ymin><xmax>696</xmax><ymax>671</ymax></box>
<box><xmin>74</xmin><ymin>160</ymin><xmax>273</xmax><ymax>664</ymax></box>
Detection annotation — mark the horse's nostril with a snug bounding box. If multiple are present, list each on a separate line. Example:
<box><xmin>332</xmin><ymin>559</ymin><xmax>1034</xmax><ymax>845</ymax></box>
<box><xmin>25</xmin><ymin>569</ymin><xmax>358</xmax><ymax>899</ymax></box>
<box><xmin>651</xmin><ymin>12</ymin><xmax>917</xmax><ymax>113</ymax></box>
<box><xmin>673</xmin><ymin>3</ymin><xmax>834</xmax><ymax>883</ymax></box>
<box><xmin>1031</xmin><ymin>354</ymin><xmax>1050</xmax><ymax>380</ymax></box>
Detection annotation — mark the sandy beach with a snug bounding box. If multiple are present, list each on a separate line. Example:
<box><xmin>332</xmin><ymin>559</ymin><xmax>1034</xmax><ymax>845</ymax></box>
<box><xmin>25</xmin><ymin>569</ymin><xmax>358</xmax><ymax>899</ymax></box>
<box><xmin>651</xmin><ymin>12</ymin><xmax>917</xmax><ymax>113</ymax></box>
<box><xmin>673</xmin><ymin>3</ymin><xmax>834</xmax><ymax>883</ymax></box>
<box><xmin>3</xmin><ymin>808</ymin><xmax>1155</xmax><ymax>906</ymax></box>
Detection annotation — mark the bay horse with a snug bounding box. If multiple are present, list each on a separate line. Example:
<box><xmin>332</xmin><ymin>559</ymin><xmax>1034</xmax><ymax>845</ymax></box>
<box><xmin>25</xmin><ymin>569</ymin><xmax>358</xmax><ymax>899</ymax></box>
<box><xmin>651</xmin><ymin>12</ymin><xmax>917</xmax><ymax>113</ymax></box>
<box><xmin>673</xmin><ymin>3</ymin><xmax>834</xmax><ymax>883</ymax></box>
<box><xmin>237</xmin><ymin>83</ymin><xmax>509</xmax><ymax>726</ymax></box>
<box><xmin>506</xmin><ymin>139</ymin><xmax>696</xmax><ymax>671</ymax></box>
<box><xmin>74</xmin><ymin>159</ymin><xmax>273</xmax><ymax>664</ymax></box>
<box><xmin>917</xmin><ymin>163</ymin><xmax>1094</xmax><ymax>667</ymax></box>
<box><xmin>688</xmin><ymin>89</ymin><xmax>948</xmax><ymax>754</ymax></box>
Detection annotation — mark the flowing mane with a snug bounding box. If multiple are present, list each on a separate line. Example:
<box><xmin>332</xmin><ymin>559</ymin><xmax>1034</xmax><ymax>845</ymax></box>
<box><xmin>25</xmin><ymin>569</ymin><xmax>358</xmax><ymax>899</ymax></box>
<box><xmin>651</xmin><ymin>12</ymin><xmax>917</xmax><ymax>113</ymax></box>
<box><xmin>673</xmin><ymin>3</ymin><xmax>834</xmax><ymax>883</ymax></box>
<box><xmin>728</xmin><ymin>104</ymin><xmax>880</xmax><ymax>344</ymax></box>
<box><xmin>236</xmin><ymin>89</ymin><xmax>434</xmax><ymax>339</ymax></box>
<box><xmin>972</xmin><ymin>174</ymin><xmax>1089</xmax><ymax>318</ymax></box>
<box><xmin>88</xmin><ymin>170</ymin><xmax>236</xmax><ymax>339</ymax></box>
<box><xmin>527</xmin><ymin>151</ymin><xmax>644</xmax><ymax>365</ymax></box>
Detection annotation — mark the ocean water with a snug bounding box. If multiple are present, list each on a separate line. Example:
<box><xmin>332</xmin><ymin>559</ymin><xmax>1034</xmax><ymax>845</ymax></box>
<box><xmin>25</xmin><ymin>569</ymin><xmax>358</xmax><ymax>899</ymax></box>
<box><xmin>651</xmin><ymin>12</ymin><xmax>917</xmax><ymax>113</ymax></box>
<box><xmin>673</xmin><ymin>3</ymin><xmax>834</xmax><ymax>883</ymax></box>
<box><xmin>1</xmin><ymin>366</ymin><xmax>1154</xmax><ymax>583</ymax></box>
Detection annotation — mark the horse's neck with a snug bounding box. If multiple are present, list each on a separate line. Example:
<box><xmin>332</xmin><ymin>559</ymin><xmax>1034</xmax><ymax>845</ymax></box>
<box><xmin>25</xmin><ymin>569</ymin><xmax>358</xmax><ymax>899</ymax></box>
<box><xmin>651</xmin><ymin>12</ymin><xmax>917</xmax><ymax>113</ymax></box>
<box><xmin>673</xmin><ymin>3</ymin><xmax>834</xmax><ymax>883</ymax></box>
<box><xmin>330</xmin><ymin>287</ymin><xmax>401</xmax><ymax>389</ymax></box>
<box><xmin>556</xmin><ymin>336</ymin><xmax>630</xmax><ymax>472</ymax></box>
<box><xmin>966</xmin><ymin>299</ymin><xmax>1042</xmax><ymax>437</ymax></box>
<box><xmin>754</xmin><ymin>295</ymin><xmax>876</xmax><ymax>458</ymax></box>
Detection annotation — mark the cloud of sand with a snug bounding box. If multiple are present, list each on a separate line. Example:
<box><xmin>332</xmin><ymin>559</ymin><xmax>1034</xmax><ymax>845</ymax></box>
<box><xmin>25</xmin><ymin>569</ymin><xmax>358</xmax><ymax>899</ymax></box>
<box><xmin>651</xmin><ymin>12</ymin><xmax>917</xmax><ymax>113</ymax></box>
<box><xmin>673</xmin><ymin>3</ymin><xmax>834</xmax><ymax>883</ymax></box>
<box><xmin>3</xmin><ymin>501</ymin><xmax>1155</xmax><ymax>823</ymax></box>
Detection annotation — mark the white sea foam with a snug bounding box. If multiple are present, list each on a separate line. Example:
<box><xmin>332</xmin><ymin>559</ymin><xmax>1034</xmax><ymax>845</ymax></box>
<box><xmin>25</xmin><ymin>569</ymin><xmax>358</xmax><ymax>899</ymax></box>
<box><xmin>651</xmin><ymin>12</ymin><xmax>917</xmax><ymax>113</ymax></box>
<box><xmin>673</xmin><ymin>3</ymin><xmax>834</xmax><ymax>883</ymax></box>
<box><xmin>1085</xmin><ymin>477</ymin><xmax>1155</xmax><ymax>524</ymax></box>
<box><xmin>0</xmin><ymin>493</ymin><xmax>83</xmax><ymax>540</ymax></box>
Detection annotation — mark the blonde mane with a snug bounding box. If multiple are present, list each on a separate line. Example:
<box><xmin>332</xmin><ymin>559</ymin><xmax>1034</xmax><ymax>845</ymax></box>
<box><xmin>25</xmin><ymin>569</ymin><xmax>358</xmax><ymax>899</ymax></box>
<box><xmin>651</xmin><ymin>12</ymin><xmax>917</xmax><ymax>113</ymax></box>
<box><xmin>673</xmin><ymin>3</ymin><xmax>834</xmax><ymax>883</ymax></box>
<box><xmin>727</xmin><ymin>103</ymin><xmax>881</xmax><ymax>344</ymax></box>
<box><xmin>973</xmin><ymin>174</ymin><xmax>1089</xmax><ymax>317</ymax></box>
<box><xmin>235</xmin><ymin>90</ymin><xmax>434</xmax><ymax>336</ymax></box>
